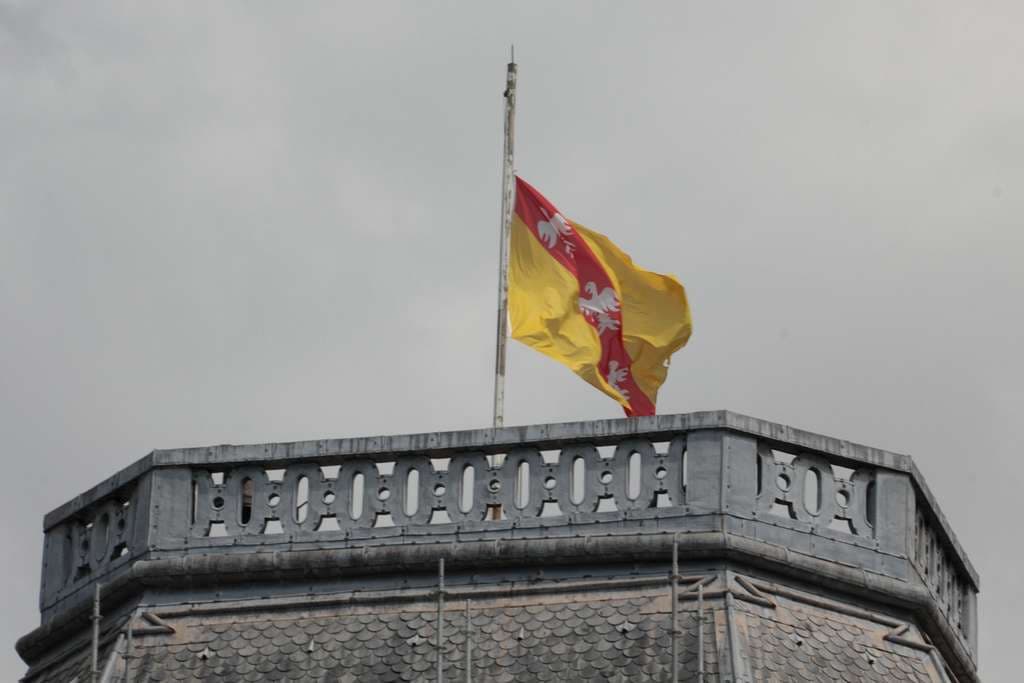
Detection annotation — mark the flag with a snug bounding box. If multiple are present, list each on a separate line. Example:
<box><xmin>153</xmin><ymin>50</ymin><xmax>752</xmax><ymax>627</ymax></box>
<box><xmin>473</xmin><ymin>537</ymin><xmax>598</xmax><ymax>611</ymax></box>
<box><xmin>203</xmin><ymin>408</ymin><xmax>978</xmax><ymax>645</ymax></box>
<box><xmin>509</xmin><ymin>176</ymin><xmax>692</xmax><ymax>416</ymax></box>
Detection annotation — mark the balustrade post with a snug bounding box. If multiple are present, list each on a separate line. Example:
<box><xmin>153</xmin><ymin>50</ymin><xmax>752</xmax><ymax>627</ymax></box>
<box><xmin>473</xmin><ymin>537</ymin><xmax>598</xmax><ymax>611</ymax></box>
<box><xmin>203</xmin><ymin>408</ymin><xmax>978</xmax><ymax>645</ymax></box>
<box><xmin>146</xmin><ymin>468</ymin><xmax>196</xmax><ymax>548</ymax></box>
<box><xmin>684</xmin><ymin>430</ymin><xmax>727</xmax><ymax>513</ymax></box>
<box><xmin>684</xmin><ymin>429</ymin><xmax>759</xmax><ymax>516</ymax></box>
<box><xmin>964</xmin><ymin>587</ymin><xmax>978</xmax><ymax>656</ymax></box>
<box><xmin>720</xmin><ymin>433</ymin><xmax>760</xmax><ymax>516</ymax></box>
<box><xmin>38</xmin><ymin>525</ymin><xmax>67</xmax><ymax>613</ymax></box>
<box><xmin>873</xmin><ymin>470</ymin><xmax>913</xmax><ymax>558</ymax></box>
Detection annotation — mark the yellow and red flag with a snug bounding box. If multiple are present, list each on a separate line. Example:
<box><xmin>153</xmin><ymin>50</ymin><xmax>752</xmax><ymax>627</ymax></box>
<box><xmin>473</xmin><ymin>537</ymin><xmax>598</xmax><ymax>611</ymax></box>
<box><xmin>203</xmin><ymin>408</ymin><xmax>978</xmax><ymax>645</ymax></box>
<box><xmin>509</xmin><ymin>177</ymin><xmax>692</xmax><ymax>416</ymax></box>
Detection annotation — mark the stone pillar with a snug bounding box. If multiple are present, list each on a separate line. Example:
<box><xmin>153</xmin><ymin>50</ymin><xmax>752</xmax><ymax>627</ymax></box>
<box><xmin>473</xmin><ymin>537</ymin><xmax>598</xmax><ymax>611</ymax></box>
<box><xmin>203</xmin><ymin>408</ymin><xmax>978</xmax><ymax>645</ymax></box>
<box><xmin>684</xmin><ymin>429</ymin><xmax>725</xmax><ymax>513</ymax></box>
<box><xmin>873</xmin><ymin>470</ymin><xmax>913</xmax><ymax>558</ymax></box>
<box><xmin>146</xmin><ymin>468</ymin><xmax>196</xmax><ymax>549</ymax></box>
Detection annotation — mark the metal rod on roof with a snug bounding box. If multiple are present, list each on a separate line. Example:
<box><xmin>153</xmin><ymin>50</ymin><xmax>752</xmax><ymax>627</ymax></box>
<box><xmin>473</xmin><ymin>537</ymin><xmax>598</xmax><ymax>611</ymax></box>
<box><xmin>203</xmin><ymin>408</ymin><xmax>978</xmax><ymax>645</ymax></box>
<box><xmin>698</xmin><ymin>582</ymin><xmax>705</xmax><ymax>683</ymax></box>
<box><xmin>724</xmin><ymin>580</ymin><xmax>743</xmax><ymax>683</ymax></box>
<box><xmin>91</xmin><ymin>583</ymin><xmax>101</xmax><ymax>683</ymax></box>
<box><xmin>437</xmin><ymin>557</ymin><xmax>445</xmax><ymax>683</ymax></box>
<box><xmin>671</xmin><ymin>534</ymin><xmax>679</xmax><ymax>683</ymax></box>
<box><xmin>464</xmin><ymin>599</ymin><xmax>472</xmax><ymax>683</ymax></box>
<box><xmin>124</xmin><ymin>610</ymin><xmax>134</xmax><ymax>683</ymax></box>
<box><xmin>99</xmin><ymin>634</ymin><xmax>125</xmax><ymax>683</ymax></box>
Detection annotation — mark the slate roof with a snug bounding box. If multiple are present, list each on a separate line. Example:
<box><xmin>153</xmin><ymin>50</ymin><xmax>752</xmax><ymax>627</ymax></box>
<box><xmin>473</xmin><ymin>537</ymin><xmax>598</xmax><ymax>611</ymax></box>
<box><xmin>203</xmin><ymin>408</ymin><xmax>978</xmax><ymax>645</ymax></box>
<box><xmin>125</xmin><ymin>595</ymin><xmax>711</xmax><ymax>683</ymax></box>
<box><xmin>23</xmin><ymin>638</ymin><xmax>118</xmax><ymax>683</ymax></box>
<box><xmin>735</xmin><ymin>600</ymin><xmax>938</xmax><ymax>682</ymax></box>
<box><xmin>24</xmin><ymin>577</ymin><xmax>946</xmax><ymax>683</ymax></box>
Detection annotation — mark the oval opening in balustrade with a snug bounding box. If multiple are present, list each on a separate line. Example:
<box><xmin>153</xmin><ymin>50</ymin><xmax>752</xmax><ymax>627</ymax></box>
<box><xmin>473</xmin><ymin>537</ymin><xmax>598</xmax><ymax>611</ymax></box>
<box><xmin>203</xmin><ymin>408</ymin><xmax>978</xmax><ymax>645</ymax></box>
<box><xmin>866</xmin><ymin>481</ymin><xmax>876</xmax><ymax>528</ymax></box>
<box><xmin>351</xmin><ymin>472</ymin><xmax>364</xmax><ymax>519</ymax></box>
<box><xmin>571</xmin><ymin>457</ymin><xmax>585</xmax><ymax>505</ymax></box>
<box><xmin>804</xmin><ymin>468</ymin><xmax>821</xmax><ymax>515</ymax></box>
<box><xmin>755</xmin><ymin>454</ymin><xmax>762</xmax><ymax>496</ymax></box>
<box><xmin>460</xmin><ymin>465</ymin><xmax>475</xmax><ymax>513</ymax></box>
<box><xmin>676</xmin><ymin>445</ymin><xmax>688</xmax><ymax>495</ymax></box>
<box><xmin>241</xmin><ymin>478</ymin><xmax>254</xmax><ymax>525</ymax></box>
<box><xmin>406</xmin><ymin>469</ymin><xmax>420</xmax><ymax>516</ymax></box>
<box><xmin>296</xmin><ymin>476</ymin><xmax>309</xmax><ymax>523</ymax></box>
<box><xmin>627</xmin><ymin>452</ymin><xmax>641</xmax><ymax>500</ymax></box>
<box><xmin>515</xmin><ymin>461</ymin><xmax>530</xmax><ymax>509</ymax></box>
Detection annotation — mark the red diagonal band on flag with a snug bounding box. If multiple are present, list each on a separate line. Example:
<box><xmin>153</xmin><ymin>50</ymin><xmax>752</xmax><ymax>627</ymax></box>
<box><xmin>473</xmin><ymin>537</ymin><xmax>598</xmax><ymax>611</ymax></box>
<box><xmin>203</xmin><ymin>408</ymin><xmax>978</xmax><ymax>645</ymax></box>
<box><xmin>514</xmin><ymin>176</ymin><xmax>655</xmax><ymax>416</ymax></box>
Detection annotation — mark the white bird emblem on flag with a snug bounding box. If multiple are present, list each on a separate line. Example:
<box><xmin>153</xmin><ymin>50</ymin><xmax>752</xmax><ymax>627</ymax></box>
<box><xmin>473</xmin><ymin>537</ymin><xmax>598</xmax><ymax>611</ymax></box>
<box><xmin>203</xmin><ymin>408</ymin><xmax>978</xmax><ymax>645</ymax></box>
<box><xmin>606</xmin><ymin>361</ymin><xmax>631</xmax><ymax>400</ymax></box>
<box><xmin>596</xmin><ymin>313</ymin><xmax>620</xmax><ymax>335</ymax></box>
<box><xmin>579</xmin><ymin>282</ymin><xmax>620</xmax><ymax>316</ymax></box>
<box><xmin>536</xmin><ymin>212</ymin><xmax>573</xmax><ymax>250</ymax></box>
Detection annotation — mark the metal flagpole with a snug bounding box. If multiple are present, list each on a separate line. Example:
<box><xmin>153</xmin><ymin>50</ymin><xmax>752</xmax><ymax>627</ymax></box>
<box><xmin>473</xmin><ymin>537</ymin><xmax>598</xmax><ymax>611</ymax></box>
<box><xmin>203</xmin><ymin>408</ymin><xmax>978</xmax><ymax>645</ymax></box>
<box><xmin>492</xmin><ymin>46</ymin><xmax>517</xmax><ymax>428</ymax></box>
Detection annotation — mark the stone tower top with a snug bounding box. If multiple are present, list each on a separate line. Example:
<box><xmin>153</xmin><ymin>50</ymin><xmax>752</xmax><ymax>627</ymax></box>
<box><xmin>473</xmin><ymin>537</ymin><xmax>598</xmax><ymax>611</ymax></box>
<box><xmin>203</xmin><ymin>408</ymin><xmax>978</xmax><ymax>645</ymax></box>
<box><xmin>18</xmin><ymin>411</ymin><xmax>979</xmax><ymax>681</ymax></box>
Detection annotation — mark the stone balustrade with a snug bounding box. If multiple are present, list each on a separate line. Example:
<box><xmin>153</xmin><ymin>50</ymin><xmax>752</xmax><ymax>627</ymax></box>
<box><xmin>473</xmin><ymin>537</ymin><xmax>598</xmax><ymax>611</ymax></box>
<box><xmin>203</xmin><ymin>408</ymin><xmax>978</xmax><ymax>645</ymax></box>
<box><xmin>34</xmin><ymin>411</ymin><xmax>978</xmax><ymax>670</ymax></box>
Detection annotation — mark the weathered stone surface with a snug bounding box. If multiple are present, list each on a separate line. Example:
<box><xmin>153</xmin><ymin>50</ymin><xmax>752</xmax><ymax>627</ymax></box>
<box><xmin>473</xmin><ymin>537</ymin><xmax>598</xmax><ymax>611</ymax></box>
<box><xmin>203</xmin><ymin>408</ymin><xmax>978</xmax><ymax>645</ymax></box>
<box><xmin>18</xmin><ymin>412</ymin><xmax>979</xmax><ymax>682</ymax></box>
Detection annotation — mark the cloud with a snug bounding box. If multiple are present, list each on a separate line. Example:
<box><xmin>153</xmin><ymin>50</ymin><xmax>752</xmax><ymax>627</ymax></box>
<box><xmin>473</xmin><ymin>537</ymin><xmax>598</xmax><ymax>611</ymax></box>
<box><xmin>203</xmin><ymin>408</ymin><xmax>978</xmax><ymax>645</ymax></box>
<box><xmin>2</xmin><ymin>4</ymin><xmax>1022</xmax><ymax>679</ymax></box>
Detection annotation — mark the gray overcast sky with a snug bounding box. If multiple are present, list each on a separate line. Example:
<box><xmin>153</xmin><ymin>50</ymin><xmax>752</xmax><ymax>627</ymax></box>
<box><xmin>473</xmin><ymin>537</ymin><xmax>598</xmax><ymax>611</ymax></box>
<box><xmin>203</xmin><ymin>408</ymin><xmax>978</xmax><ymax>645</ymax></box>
<box><xmin>2</xmin><ymin>2</ymin><xmax>1021</xmax><ymax>679</ymax></box>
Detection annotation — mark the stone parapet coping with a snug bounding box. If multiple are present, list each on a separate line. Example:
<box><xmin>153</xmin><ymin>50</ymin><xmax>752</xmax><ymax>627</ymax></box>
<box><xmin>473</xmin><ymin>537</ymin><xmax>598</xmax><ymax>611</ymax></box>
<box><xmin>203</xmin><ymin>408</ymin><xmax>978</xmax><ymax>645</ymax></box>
<box><xmin>40</xmin><ymin>410</ymin><xmax>977</xmax><ymax>587</ymax></box>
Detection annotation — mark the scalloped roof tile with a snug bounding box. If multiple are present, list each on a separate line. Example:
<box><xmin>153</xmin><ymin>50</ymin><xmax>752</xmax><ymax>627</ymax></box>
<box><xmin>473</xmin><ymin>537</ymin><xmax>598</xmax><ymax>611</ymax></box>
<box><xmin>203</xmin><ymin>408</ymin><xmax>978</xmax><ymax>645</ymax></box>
<box><xmin>23</xmin><ymin>582</ymin><xmax>948</xmax><ymax>683</ymax></box>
